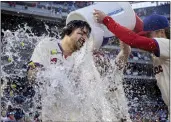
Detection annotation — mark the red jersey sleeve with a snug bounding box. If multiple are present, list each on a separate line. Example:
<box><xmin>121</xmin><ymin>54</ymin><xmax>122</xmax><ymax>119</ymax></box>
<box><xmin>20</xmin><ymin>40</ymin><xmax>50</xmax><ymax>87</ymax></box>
<box><xmin>103</xmin><ymin>16</ymin><xmax>160</xmax><ymax>57</ymax></box>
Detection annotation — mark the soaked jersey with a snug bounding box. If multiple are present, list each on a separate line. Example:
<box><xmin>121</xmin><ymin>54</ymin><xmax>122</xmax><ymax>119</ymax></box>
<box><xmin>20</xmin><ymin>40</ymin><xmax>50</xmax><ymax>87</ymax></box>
<box><xmin>30</xmin><ymin>39</ymin><xmax>131</xmax><ymax>121</ymax></box>
<box><xmin>152</xmin><ymin>38</ymin><xmax>170</xmax><ymax>107</ymax></box>
<box><xmin>29</xmin><ymin>39</ymin><xmax>65</xmax><ymax>120</ymax></box>
<box><xmin>93</xmin><ymin>51</ymin><xmax>131</xmax><ymax>121</ymax></box>
<box><xmin>29</xmin><ymin>39</ymin><xmax>63</xmax><ymax>69</ymax></box>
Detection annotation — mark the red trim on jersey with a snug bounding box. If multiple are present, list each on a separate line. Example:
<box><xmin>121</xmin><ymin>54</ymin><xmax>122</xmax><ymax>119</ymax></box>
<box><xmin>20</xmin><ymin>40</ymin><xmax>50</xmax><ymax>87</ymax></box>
<box><xmin>103</xmin><ymin>16</ymin><xmax>159</xmax><ymax>56</ymax></box>
<box><xmin>64</xmin><ymin>55</ymin><xmax>68</xmax><ymax>59</ymax></box>
<box><xmin>50</xmin><ymin>58</ymin><xmax>57</xmax><ymax>63</ymax></box>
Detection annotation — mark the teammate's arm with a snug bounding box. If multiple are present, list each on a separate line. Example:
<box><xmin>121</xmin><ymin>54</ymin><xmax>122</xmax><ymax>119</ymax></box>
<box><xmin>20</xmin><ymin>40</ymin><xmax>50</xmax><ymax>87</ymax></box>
<box><xmin>115</xmin><ymin>40</ymin><xmax>131</xmax><ymax>70</ymax></box>
<box><xmin>102</xmin><ymin>16</ymin><xmax>159</xmax><ymax>56</ymax></box>
<box><xmin>93</xmin><ymin>10</ymin><xmax>159</xmax><ymax>57</ymax></box>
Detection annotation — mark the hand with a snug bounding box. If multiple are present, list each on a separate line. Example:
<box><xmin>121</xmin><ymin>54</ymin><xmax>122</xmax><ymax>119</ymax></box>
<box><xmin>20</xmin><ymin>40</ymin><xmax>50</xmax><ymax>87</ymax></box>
<box><xmin>93</xmin><ymin>9</ymin><xmax>107</xmax><ymax>23</ymax></box>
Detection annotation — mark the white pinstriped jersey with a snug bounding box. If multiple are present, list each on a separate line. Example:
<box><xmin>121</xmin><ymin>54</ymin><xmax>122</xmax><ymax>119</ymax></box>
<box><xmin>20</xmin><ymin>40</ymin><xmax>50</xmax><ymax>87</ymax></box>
<box><xmin>153</xmin><ymin>38</ymin><xmax>170</xmax><ymax>106</ymax></box>
<box><xmin>30</xmin><ymin>39</ymin><xmax>63</xmax><ymax>69</ymax></box>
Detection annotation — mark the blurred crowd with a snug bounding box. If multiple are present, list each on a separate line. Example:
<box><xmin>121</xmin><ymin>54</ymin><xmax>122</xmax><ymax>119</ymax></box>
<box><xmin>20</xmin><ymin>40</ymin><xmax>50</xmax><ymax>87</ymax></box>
<box><xmin>104</xmin><ymin>49</ymin><xmax>152</xmax><ymax>61</ymax></box>
<box><xmin>124</xmin><ymin>78</ymin><xmax>169</xmax><ymax>122</ymax></box>
<box><xmin>1</xmin><ymin>76</ymin><xmax>40</xmax><ymax>122</ymax></box>
<box><xmin>5</xmin><ymin>1</ymin><xmax>94</xmax><ymax>16</ymax></box>
<box><xmin>3</xmin><ymin>1</ymin><xmax>170</xmax><ymax>20</ymax></box>
<box><xmin>36</xmin><ymin>1</ymin><xmax>93</xmax><ymax>15</ymax></box>
<box><xmin>129</xmin><ymin>102</ymin><xmax>168</xmax><ymax>121</ymax></box>
<box><xmin>124</xmin><ymin>63</ymin><xmax>154</xmax><ymax>77</ymax></box>
<box><xmin>134</xmin><ymin>3</ymin><xmax>170</xmax><ymax>18</ymax></box>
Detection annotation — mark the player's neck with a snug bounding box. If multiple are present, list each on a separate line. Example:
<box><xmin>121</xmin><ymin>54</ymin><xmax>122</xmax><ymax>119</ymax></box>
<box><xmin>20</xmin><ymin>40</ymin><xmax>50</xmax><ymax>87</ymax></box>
<box><xmin>61</xmin><ymin>37</ymin><xmax>75</xmax><ymax>56</ymax></box>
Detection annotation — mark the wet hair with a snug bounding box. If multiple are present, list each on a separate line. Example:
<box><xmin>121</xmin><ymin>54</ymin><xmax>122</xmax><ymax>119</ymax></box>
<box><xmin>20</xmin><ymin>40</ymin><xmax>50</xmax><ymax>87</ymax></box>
<box><xmin>60</xmin><ymin>20</ymin><xmax>91</xmax><ymax>39</ymax></box>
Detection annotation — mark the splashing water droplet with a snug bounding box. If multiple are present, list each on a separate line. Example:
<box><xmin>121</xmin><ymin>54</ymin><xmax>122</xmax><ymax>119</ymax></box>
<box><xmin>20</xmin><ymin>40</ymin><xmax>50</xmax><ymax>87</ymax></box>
<box><xmin>1</xmin><ymin>24</ymin><xmax>132</xmax><ymax>121</ymax></box>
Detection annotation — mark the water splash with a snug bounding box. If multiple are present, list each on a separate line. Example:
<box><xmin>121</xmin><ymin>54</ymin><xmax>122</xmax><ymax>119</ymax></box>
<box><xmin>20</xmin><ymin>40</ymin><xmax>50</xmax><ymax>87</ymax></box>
<box><xmin>1</xmin><ymin>24</ymin><xmax>57</xmax><ymax>120</ymax></box>
<box><xmin>34</xmin><ymin>37</ymin><xmax>131</xmax><ymax>121</ymax></box>
<box><xmin>1</xmin><ymin>24</ymin><xmax>38</xmax><ymax>78</ymax></box>
<box><xmin>1</xmin><ymin>25</ymin><xmax>131</xmax><ymax>121</ymax></box>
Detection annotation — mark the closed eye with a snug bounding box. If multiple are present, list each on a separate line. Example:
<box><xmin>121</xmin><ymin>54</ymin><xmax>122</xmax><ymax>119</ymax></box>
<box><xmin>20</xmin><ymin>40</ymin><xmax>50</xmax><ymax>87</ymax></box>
<box><xmin>78</xmin><ymin>32</ymin><xmax>84</xmax><ymax>36</ymax></box>
<box><xmin>82</xmin><ymin>30</ymin><xmax>89</xmax><ymax>38</ymax></box>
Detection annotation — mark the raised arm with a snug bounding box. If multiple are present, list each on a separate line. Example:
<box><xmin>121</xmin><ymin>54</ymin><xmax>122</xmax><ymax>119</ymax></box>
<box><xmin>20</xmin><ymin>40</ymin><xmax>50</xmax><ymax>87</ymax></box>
<box><xmin>115</xmin><ymin>40</ymin><xmax>131</xmax><ymax>70</ymax></box>
<box><xmin>93</xmin><ymin>9</ymin><xmax>159</xmax><ymax>57</ymax></box>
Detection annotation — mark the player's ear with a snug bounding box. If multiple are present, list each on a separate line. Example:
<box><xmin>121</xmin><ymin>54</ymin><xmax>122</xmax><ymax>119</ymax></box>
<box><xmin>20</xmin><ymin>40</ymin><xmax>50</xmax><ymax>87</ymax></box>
<box><xmin>160</xmin><ymin>29</ymin><xmax>166</xmax><ymax>38</ymax></box>
<box><xmin>165</xmin><ymin>27</ymin><xmax>170</xmax><ymax>39</ymax></box>
<box><xmin>160</xmin><ymin>29</ymin><xmax>165</xmax><ymax>34</ymax></box>
<box><xmin>60</xmin><ymin>26</ymin><xmax>73</xmax><ymax>39</ymax></box>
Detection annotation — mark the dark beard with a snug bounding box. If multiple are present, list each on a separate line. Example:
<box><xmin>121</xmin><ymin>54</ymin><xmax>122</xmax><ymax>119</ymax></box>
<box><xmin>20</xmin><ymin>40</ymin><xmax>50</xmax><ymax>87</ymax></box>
<box><xmin>76</xmin><ymin>39</ymin><xmax>84</xmax><ymax>50</ymax></box>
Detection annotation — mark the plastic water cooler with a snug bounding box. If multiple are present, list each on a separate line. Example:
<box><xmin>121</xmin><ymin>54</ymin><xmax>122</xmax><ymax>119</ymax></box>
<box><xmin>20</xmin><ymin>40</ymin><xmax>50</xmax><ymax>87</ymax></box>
<box><xmin>66</xmin><ymin>2</ymin><xmax>136</xmax><ymax>50</ymax></box>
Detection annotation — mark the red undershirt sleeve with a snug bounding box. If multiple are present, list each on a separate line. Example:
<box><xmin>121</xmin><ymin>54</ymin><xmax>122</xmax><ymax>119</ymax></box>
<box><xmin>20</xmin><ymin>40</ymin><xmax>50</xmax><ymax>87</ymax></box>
<box><xmin>103</xmin><ymin>16</ymin><xmax>160</xmax><ymax>57</ymax></box>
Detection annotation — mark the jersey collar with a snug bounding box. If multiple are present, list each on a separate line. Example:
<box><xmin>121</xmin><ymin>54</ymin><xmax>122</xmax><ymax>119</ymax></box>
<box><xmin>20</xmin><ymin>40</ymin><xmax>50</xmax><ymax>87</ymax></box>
<box><xmin>57</xmin><ymin>43</ymin><xmax>70</xmax><ymax>59</ymax></box>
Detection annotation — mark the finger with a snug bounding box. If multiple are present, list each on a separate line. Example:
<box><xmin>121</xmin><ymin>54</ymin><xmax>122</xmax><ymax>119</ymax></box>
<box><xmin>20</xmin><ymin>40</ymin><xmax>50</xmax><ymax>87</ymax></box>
<box><xmin>93</xmin><ymin>12</ymin><xmax>97</xmax><ymax>15</ymax></box>
<box><xmin>96</xmin><ymin>19</ymin><xmax>100</xmax><ymax>23</ymax></box>
<box><xmin>94</xmin><ymin>14</ymin><xmax>99</xmax><ymax>17</ymax></box>
<box><xmin>94</xmin><ymin>9</ymin><xmax>101</xmax><ymax>14</ymax></box>
<box><xmin>95</xmin><ymin>19</ymin><xmax>99</xmax><ymax>22</ymax></box>
<box><xmin>93</xmin><ymin>11</ymin><xmax>99</xmax><ymax>15</ymax></box>
<box><xmin>94</xmin><ymin>9</ymin><xmax>98</xmax><ymax>12</ymax></box>
<box><xmin>95</xmin><ymin>9</ymin><xmax>103</xmax><ymax>14</ymax></box>
<box><xmin>94</xmin><ymin>9</ymin><xmax>100</xmax><ymax>12</ymax></box>
<box><xmin>95</xmin><ymin>17</ymin><xmax>99</xmax><ymax>22</ymax></box>
<box><xmin>94</xmin><ymin>9</ymin><xmax>106</xmax><ymax>16</ymax></box>
<box><xmin>95</xmin><ymin>17</ymin><xmax>99</xmax><ymax>21</ymax></box>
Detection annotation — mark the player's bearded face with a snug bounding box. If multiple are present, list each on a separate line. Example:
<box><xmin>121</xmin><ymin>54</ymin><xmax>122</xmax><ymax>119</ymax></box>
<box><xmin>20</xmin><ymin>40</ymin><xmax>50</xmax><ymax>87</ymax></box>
<box><xmin>75</xmin><ymin>37</ymin><xmax>86</xmax><ymax>49</ymax></box>
<box><xmin>70</xmin><ymin>27</ymin><xmax>89</xmax><ymax>50</ymax></box>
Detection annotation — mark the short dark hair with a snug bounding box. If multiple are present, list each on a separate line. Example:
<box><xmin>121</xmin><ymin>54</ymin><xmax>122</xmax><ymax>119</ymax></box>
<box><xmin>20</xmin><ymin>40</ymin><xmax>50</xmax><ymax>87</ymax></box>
<box><xmin>60</xmin><ymin>20</ymin><xmax>91</xmax><ymax>39</ymax></box>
